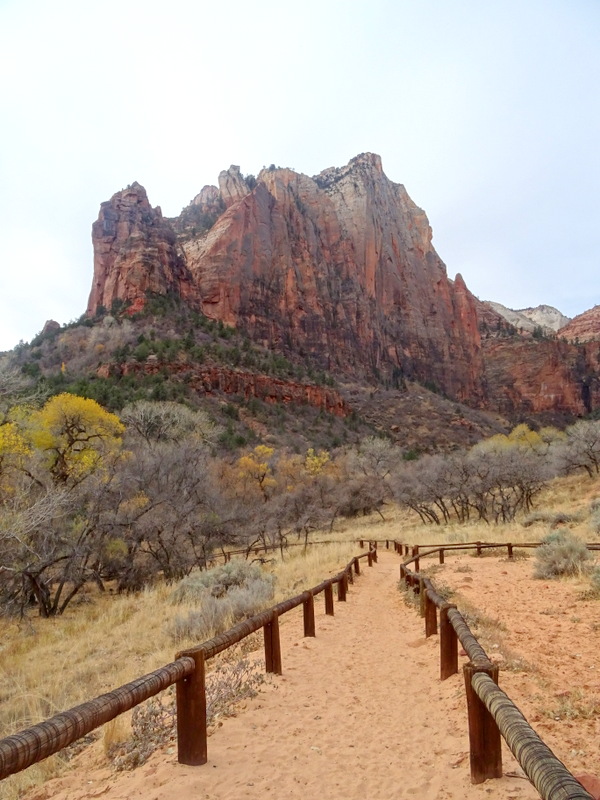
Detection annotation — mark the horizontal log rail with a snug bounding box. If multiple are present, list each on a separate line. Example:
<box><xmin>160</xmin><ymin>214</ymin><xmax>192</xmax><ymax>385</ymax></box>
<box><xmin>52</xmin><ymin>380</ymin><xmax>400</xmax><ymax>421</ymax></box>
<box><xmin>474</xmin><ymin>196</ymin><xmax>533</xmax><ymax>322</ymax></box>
<box><xmin>396</xmin><ymin>538</ymin><xmax>595</xmax><ymax>799</ymax></box>
<box><xmin>0</xmin><ymin>658</ymin><xmax>194</xmax><ymax>781</ymax></box>
<box><xmin>0</xmin><ymin>545</ymin><xmax>378</xmax><ymax>782</ymax></box>
<box><xmin>472</xmin><ymin>673</ymin><xmax>594</xmax><ymax>800</ymax></box>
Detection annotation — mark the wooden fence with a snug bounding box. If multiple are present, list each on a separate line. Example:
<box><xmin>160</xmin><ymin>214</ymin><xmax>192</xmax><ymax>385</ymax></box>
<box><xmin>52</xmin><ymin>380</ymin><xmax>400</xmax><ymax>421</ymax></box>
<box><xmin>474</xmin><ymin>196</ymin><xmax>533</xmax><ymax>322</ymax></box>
<box><xmin>2</xmin><ymin>537</ymin><xmax>598</xmax><ymax>799</ymax></box>
<box><xmin>395</xmin><ymin>539</ymin><xmax>596</xmax><ymax>800</ymax></box>
<box><xmin>0</xmin><ymin>546</ymin><xmax>377</xmax><ymax>781</ymax></box>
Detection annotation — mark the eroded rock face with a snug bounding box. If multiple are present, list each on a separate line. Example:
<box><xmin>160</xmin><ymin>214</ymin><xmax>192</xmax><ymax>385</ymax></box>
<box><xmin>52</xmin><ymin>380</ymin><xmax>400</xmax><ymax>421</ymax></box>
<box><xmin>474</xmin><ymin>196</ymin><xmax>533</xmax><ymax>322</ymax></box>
<box><xmin>88</xmin><ymin>183</ymin><xmax>199</xmax><ymax>315</ymax></box>
<box><xmin>560</xmin><ymin>305</ymin><xmax>600</xmax><ymax>343</ymax></box>
<box><xmin>87</xmin><ymin>156</ymin><xmax>599</xmax><ymax>417</ymax></box>
<box><xmin>484</xmin><ymin>302</ymin><xmax>570</xmax><ymax>335</ymax></box>
<box><xmin>179</xmin><ymin>153</ymin><xmax>485</xmax><ymax>402</ymax></box>
<box><xmin>481</xmin><ymin>337</ymin><xmax>600</xmax><ymax>415</ymax></box>
<box><xmin>518</xmin><ymin>304</ymin><xmax>570</xmax><ymax>332</ymax></box>
<box><xmin>109</xmin><ymin>361</ymin><xmax>350</xmax><ymax>416</ymax></box>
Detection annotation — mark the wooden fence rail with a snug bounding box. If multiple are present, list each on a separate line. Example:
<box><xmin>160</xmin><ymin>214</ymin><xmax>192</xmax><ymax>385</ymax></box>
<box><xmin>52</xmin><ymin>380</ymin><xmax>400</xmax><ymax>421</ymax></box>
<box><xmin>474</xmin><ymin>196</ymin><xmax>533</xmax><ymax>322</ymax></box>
<box><xmin>397</xmin><ymin>539</ymin><xmax>595</xmax><ymax>800</ymax></box>
<box><xmin>0</xmin><ymin>545</ymin><xmax>378</xmax><ymax>782</ymax></box>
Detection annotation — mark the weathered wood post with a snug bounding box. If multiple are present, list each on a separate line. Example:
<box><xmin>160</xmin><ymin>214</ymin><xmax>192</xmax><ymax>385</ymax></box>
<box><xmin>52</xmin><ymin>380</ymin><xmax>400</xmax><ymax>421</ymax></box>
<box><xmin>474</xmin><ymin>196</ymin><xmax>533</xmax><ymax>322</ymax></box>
<box><xmin>419</xmin><ymin>577</ymin><xmax>426</xmax><ymax>618</ymax></box>
<box><xmin>372</xmin><ymin>547</ymin><xmax>378</xmax><ymax>563</ymax></box>
<box><xmin>353</xmin><ymin>557</ymin><xmax>360</xmax><ymax>575</ymax></box>
<box><xmin>463</xmin><ymin>660</ymin><xmax>502</xmax><ymax>783</ymax></box>
<box><xmin>439</xmin><ymin>603</ymin><xmax>458</xmax><ymax>680</ymax></box>
<box><xmin>338</xmin><ymin>573</ymin><xmax>348</xmax><ymax>601</ymax></box>
<box><xmin>359</xmin><ymin>539</ymin><xmax>364</xmax><ymax>549</ymax></box>
<box><xmin>476</xmin><ymin>541</ymin><xmax>482</xmax><ymax>557</ymax></box>
<box><xmin>324</xmin><ymin>582</ymin><xmax>334</xmax><ymax>615</ymax></box>
<box><xmin>507</xmin><ymin>543</ymin><xmax>513</xmax><ymax>560</ymax></box>
<box><xmin>367</xmin><ymin>550</ymin><xmax>373</xmax><ymax>567</ymax></box>
<box><xmin>425</xmin><ymin>590</ymin><xmax>437</xmax><ymax>637</ymax></box>
<box><xmin>303</xmin><ymin>591</ymin><xmax>315</xmax><ymax>637</ymax></box>
<box><xmin>386</xmin><ymin>539</ymin><xmax>390</xmax><ymax>549</ymax></box>
<box><xmin>176</xmin><ymin>650</ymin><xmax>207</xmax><ymax>765</ymax></box>
<box><xmin>439</xmin><ymin>548</ymin><xmax>445</xmax><ymax>564</ymax></box>
<box><xmin>347</xmin><ymin>565</ymin><xmax>354</xmax><ymax>584</ymax></box>
<box><xmin>264</xmin><ymin>611</ymin><xmax>282</xmax><ymax>675</ymax></box>
<box><xmin>414</xmin><ymin>555</ymin><xmax>420</xmax><ymax>573</ymax></box>
<box><xmin>404</xmin><ymin>545</ymin><xmax>409</xmax><ymax>556</ymax></box>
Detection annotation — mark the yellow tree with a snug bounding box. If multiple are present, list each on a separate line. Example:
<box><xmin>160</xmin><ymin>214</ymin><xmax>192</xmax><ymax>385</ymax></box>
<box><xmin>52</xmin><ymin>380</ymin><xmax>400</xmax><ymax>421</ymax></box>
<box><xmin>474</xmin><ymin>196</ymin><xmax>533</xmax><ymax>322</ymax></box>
<box><xmin>0</xmin><ymin>421</ymin><xmax>31</xmax><ymax>499</ymax></box>
<box><xmin>304</xmin><ymin>447</ymin><xmax>331</xmax><ymax>476</ymax></box>
<box><xmin>235</xmin><ymin>444</ymin><xmax>277</xmax><ymax>501</ymax></box>
<box><xmin>27</xmin><ymin>393</ymin><xmax>125</xmax><ymax>486</ymax></box>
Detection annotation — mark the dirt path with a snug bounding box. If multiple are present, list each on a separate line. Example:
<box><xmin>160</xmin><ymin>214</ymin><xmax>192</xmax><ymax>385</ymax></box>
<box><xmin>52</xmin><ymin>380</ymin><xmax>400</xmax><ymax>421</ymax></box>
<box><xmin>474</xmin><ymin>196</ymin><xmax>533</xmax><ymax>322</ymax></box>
<box><xmin>25</xmin><ymin>552</ymin><xmax>539</xmax><ymax>800</ymax></box>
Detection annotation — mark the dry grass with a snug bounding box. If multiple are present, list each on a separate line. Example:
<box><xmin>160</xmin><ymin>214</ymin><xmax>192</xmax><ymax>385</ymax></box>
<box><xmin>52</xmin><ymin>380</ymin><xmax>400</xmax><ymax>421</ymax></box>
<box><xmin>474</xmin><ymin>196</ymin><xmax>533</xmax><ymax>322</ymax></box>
<box><xmin>0</xmin><ymin>528</ymin><xmax>363</xmax><ymax>799</ymax></box>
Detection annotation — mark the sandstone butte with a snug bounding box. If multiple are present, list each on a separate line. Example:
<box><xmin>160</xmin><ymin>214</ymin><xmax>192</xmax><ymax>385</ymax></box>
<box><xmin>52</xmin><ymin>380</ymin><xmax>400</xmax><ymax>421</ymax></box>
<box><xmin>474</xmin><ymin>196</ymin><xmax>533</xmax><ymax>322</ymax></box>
<box><xmin>88</xmin><ymin>153</ymin><xmax>600</xmax><ymax>418</ymax></box>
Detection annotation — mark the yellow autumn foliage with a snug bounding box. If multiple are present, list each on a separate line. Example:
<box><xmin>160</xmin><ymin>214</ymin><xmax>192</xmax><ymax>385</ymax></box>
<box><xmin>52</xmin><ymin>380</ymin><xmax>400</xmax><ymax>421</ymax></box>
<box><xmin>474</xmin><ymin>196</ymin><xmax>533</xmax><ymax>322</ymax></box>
<box><xmin>26</xmin><ymin>393</ymin><xmax>125</xmax><ymax>485</ymax></box>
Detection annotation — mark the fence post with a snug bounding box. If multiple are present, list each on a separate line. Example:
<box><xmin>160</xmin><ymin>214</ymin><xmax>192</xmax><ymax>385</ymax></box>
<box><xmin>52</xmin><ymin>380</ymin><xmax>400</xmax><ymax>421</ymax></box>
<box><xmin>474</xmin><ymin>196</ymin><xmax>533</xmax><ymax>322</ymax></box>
<box><xmin>264</xmin><ymin>611</ymin><xmax>282</xmax><ymax>675</ymax></box>
<box><xmin>359</xmin><ymin>539</ymin><xmax>364</xmax><ymax>549</ymax></box>
<box><xmin>425</xmin><ymin>591</ymin><xmax>437</xmax><ymax>637</ymax></box>
<box><xmin>324</xmin><ymin>583</ymin><xmax>334</xmax><ymax>615</ymax></box>
<box><xmin>507</xmin><ymin>543</ymin><xmax>513</xmax><ymax>560</ymax></box>
<box><xmin>386</xmin><ymin>539</ymin><xmax>390</xmax><ymax>549</ymax></box>
<box><xmin>338</xmin><ymin>574</ymin><xmax>347</xmax><ymax>601</ymax></box>
<box><xmin>419</xmin><ymin>577</ymin><xmax>426</xmax><ymax>617</ymax></box>
<box><xmin>372</xmin><ymin>547</ymin><xmax>378</xmax><ymax>563</ymax></box>
<box><xmin>347</xmin><ymin>565</ymin><xmax>354</xmax><ymax>585</ymax></box>
<box><xmin>353</xmin><ymin>557</ymin><xmax>360</xmax><ymax>575</ymax></box>
<box><xmin>439</xmin><ymin>548</ymin><xmax>445</xmax><ymax>564</ymax></box>
<box><xmin>176</xmin><ymin>650</ymin><xmax>207</xmax><ymax>766</ymax></box>
<box><xmin>414</xmin><ymin>556</ymin><xmax>420</xmax><ymax>573</ymax></box>
<box><xmin>367</xmin><ymin>551</ymin><xmax>373</xmax><ymax>567</ymax></box>
<box><xmin>476</xmin><ymin>541</ymin><xmax>482</xmax><ymax>557</ymax></box>
<box><xmin>463</xmin><ymin>661</ymin><xmax>502</xmax><ymax>783</ymax></box>
<box><xmin>404</xmin><ymin>545</ymin><xmax>409</xmax><ymax>556</ymax></box>
<box><xmin>439</xmin><ymin>603</ymin><xmax>458</xmax><ymax>680</ymax></box>
<box><xmin>303</xmin><ymin>591</ymin><xmax>315</xmax><ymax>637</ymax></box>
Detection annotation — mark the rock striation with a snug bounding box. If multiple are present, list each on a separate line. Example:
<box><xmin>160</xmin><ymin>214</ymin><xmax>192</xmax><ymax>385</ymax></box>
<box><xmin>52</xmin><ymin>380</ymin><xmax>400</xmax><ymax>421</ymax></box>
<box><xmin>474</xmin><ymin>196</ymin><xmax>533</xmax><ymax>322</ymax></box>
<box><xmin>90</xmin><ymin>155</ymin><xmax>485</xmax><ymax>403</ymax></box>
<box><xmin>88</xmin><ymin>183</ymin><xmax>199</xmax><ymax>315</ymax></box>
<box><xmin>88</xmin><ymin>156</ymin><xmax>600</xmax><ymax>418</ymax></box>
<box><xmin>560</xmin><ymin>305</ymin><xmax>600</xmax><ymax>343</ymax></box>
<box><xmin>102</xmin><ymin>361</ymin><xmax>350</xmax><ymax>416</ymax></box>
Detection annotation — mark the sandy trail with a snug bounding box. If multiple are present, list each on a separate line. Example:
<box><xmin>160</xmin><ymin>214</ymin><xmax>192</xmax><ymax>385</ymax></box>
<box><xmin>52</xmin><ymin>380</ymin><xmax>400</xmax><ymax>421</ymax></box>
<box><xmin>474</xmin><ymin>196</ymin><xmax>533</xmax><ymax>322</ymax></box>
<box><xmin>25</xmin><ymin>551</ymin><xmax>539</xmax><ymax>800</ymax></box>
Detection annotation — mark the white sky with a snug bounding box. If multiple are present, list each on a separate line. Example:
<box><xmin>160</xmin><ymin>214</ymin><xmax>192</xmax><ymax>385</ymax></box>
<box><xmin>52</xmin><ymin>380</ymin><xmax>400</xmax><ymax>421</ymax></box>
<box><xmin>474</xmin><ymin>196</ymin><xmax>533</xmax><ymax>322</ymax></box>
<box><xmin>1</xmin><ymin>0</ymin><xmax>599</xmax><ymax>350</ymax></box>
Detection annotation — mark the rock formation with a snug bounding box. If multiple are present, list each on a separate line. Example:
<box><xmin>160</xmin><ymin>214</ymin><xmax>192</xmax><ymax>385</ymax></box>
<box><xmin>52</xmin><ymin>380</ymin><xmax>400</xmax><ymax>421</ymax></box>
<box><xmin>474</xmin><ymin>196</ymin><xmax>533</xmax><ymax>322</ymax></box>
<box><xmin>88</xmin><ymin>156</ymin><xmax>600</xmax><ymax>418</ymax></box>
<box><xmin>90</xmin><ymin>155</ymin><xmax>485</xmax><ymax>403</ymax></box>
<box><xmin>518</xmin><ymin>304</ymin><xmax>570</xmax><ymax>332</ymax></box>
<box><xmin>484</xmin><ymin>302</ymin><xmax>570</xmax><ymax>335</ymax></box>
<box><xmin>560</xmin><ymin>305</ymin><xmax>600</xmax><ymax>343</ymax></box>
<box><xmin>102</xmin><ymin>361</ymin><xmax>350</xmax><ymax>417</ymax></box>
<box><xmin>88</xmin><ymin>183</ymin><xmax>199</xmax><ymax>316</ymax></box>
<box><xmin>481</xmin><ymin>337</ymin><xmax>600</xmax><ymax>416</ymax></box>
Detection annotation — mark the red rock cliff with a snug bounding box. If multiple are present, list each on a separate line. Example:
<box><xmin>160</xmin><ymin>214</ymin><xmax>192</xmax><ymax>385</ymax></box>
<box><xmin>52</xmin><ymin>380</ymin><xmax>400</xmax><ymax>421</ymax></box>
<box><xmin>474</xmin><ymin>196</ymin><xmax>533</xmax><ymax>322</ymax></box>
<box><xmin>88</xmin><ymin>183</ymin><xmax>199</xmax><ymax>315</ymax></box>
<box><xmin>177</xmin><ymin>154</ymin><xmax>485</xmax><ymax>402</ymax></box>
<box><xmin>88</xmin><ymin>156</ymin><xmax>600</xmax><ymax>417</ymax></box>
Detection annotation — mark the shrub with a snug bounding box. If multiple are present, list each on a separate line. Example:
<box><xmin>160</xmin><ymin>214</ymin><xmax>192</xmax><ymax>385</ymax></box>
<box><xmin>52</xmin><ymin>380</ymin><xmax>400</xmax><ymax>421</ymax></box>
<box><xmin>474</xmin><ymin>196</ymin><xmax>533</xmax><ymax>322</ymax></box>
<box><xmin>167</xmin><ymin>560</ymin><xmax>275</xmax><ymax>643</ymax></box>
<box><xmin>533</xmin><ymin>529</ymin><xmax>592</xmax><ymax>579</ymax></box>
<box><xmin>589</xmin><ymin>509</ymin><xmax>600</xmax><ymax>535</ymax></box>
<box><xmin>171</xmin><ymin>561</ymin><xmax>272</xmax><ymax>603</ymax></box>
<box><xmin>523</xmin><ymin>510</ymin><xmax>580</xmax><ymax>528</ymax></box>
<box><xmin>590</xmin><ymin>567</ymin><xmax>600</xmax><ymax>596</ymax></box>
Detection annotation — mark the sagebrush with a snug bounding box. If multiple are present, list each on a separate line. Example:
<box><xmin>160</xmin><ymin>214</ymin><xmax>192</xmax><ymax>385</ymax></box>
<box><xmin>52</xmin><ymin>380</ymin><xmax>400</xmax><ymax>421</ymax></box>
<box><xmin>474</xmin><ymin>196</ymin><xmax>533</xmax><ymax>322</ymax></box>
<box><xmin>533</xmin><ymin>529</ymin><xmax>591</xmax><ymax>579</ymax></box>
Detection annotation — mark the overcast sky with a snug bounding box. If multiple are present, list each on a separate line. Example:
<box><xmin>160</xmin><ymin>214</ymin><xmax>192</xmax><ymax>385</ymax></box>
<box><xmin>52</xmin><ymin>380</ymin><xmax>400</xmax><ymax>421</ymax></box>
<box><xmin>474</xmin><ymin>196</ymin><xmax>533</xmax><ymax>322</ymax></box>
<box><xmin>1</xmin><ymin>0</ymin><xmax>598</xmax><ymax>351</ymax></box>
